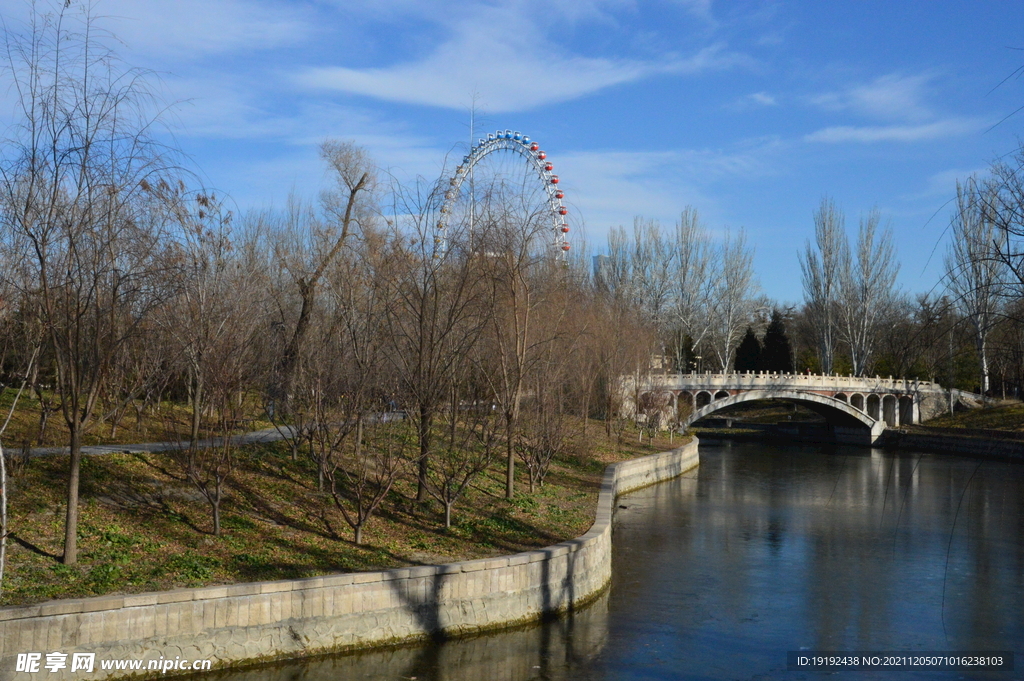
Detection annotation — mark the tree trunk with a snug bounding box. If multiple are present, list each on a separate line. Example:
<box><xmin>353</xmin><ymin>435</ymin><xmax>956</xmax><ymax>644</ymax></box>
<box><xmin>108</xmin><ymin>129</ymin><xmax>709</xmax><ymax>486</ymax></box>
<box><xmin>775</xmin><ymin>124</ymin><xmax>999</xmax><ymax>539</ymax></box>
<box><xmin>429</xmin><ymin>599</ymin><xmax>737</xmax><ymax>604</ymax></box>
<box><xmin>212</xmin><ymin>500</ymin><xmax>221</xmax><ymax>537</ymax></box>
<box><xmin>354</xmin><ymin>524</ymin><xmax>363</xmax><ymax>545</ymax></box>
<box><xmin>190</xmin><ymin>374</ymin><xmax>203</xmax><ymax>445</ymax></box>
<box><xmin>505</xmin><ymin>435</ymin><xmax>515</xmax><ymax>499</ymax></box>
<box><xmin>277</xmin><ymin>280</ymin><xmax>315</xmax><ymax>415</ymax></box>
<box><xmin>417</xmin><ymin>407</ymin><xmax>431</xmax><ymax>502</ymax></box>
<box><xmin>37</xmin><ymin>403</ymin><xmax>51</xmax><ymax>446</ymax></box>
<box><xmin>0</xmin><ymin>441</ymin><xmax>7</xmax><ymax>595</ymax></box>
<box><xmin>62</xmin><ymin>426</ymin><xmax>83</xmax><ymax>565</ymax></box>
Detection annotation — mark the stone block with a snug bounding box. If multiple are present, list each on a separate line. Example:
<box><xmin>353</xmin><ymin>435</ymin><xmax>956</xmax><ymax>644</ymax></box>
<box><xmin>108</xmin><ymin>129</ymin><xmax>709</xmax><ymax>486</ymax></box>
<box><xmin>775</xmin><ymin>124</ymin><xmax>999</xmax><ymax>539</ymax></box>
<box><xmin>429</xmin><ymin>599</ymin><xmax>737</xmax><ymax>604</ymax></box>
<box><xmin>45</xmin><ymin>618</ymin><xmax>62</xmax><ymax>649</ymax></box>
<box><xmin>134</xmin><ymin>607</ymin><xmax>156</xmax><ymax>640</ymax></box>
<box><xmin>0</xmin><ymin>604</ymin><xmax>40</xmax><ymax>622</ymax></box>
<box><xmin>294</xmin><ymin>577</ymin><xmax>324</xmax><ymax>591</ymax></box>
<box><xmin>224</xmin><ymin>583</ymin><xmax>261</xmax><ymax>598</ymax></box>
<box><xmin>78</xmin><ymin>596</ymin><xmax>124</xmax><ymax>614</ymax></box>
<box><xmin>353</xmin><ymin>572</ymin><xmax>383</xmax><ymax>585</ymax></box>
<box><xmin>270</xmin><ymin>595</ymin><xmax>283</xmax><ymax>623</ymax></box>
<box><xmin>101</xmin><ymin>610</ymin><xmax>127</xmax><ymax>643</ymax></box>
<box><xmin>235</xmin><ymin>599</ymin><xmax>250</xmax><ymax>628</ymax></box>
<box><xmin>38</xmin><ymin>601</ymin><xmax>83</xmax><ymax>618</ymax></box>
<box><xmin>194</xmin><ymin>586</ymin><xmax>228</xmax><ymax>601</ymax></box>
<box><xmin>320</xmin><ymin>574</ymin><xmax>355</xmax><ymax>588</ymax></box>
<box><xmin>259</xmin><ymin>581</ymin><xmax>293</xmax><ymax>594</ymax></box>
<box><xmin>122</xmin><ymin>593</ymin><xmax>159</xmax><ymax>608</ymax></box>
<box><xmin>156</xmin><ymin>590</ymin><xmax>194</xmax><ymax>605</ymax></box>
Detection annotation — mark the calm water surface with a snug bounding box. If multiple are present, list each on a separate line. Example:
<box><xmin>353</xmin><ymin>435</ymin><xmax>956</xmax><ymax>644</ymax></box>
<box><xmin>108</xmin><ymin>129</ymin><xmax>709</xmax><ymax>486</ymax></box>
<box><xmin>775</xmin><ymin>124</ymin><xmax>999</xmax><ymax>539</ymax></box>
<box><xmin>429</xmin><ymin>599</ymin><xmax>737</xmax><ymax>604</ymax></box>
<box><xmin>222</xmin><ymin>442</ymin><xmax>1024</xmax><ymax>680</ymax></box>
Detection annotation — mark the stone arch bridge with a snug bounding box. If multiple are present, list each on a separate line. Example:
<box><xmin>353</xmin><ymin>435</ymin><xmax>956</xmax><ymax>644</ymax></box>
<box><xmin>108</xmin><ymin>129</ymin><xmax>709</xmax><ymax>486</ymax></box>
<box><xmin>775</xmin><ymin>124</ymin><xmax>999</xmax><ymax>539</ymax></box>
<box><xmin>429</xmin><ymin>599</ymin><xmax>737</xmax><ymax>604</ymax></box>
<box><xmin>624</xmin><ymin>372</ymin><xmax>949</xmax><ymax>445</ymax></box>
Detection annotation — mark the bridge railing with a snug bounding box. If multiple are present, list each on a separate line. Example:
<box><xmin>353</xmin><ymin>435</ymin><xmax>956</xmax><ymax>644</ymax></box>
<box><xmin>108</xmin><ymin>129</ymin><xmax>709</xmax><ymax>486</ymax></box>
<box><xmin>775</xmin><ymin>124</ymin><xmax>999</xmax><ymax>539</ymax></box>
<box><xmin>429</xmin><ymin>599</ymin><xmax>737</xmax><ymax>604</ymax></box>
<box><xmin>629</xmin><ymin>372</ymin><xmax>938</xmax><ymax>392</ymax></box>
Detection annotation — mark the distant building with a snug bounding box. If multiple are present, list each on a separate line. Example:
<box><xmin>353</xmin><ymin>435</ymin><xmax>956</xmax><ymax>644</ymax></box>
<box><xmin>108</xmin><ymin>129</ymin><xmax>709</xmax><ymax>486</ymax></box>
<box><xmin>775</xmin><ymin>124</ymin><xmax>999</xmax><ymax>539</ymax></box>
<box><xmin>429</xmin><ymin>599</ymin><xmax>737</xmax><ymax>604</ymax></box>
<box><xmin>592</xmin><ymin>254</ymin><xmax>611</xmax><ymax>291</ymax></box>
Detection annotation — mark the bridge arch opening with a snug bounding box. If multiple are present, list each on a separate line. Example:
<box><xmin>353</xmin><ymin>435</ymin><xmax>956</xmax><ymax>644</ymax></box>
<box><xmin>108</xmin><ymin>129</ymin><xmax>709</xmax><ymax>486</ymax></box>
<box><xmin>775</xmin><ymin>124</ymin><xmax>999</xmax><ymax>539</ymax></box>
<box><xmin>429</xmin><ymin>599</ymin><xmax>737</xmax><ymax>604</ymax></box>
<box><xmin>714</xmin><ymin>390</ymin><xmax>730</xmax><ymax>401</ymax></box>
<box><xmin>851</xmin><ymin>393</ymin><xmax>865</xmax><ymax>411</ymax></box>
<box><xmin>682</xmin><ymin>389</ymin><xmax>883</xmax><ymax>442</ymax></box>
<box><xmin>695</xmin><ymin>391</ymin><xmax>712</xmax><ymax>408</ymax></box>
<box><xmin>677</xmin><ymin>392</ymin><xmax>694</xmax><ymax>420</ymax></box>
<box><xmin>835</xmin><ymin>392</ymin><xmax>848</xmax><ymax>403</ymax></box>
<box><xmin>867</xmin><ymin>394</ymin><xmax>880</xmax><ymax>419</ymax></box>
<box><xmin>882</xmin><ymin>394</ymin><xmax>897</xmax><ymax>426</ymax></box>
<box><xmin>899</xmin><ymin>395</ymin><xmax>914</xmax><ymax>424</ymax></box>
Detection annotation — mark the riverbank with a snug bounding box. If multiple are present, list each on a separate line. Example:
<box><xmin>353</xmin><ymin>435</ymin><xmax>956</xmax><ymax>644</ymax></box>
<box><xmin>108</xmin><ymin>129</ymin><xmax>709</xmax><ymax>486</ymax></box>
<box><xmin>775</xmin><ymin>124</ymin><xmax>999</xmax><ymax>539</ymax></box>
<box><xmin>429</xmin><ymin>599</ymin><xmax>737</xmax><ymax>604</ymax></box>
<box><xmin>693</xmin><ymin>422</ymin><xmax>1024</xmax><ymax>460</ymax></box>
<box><xmin>0</xmin><ymin>439</ymin><xmax>700</xmax><ymax>681</ymax></box>
<box><xmin>2</xmin><ymin>422</ymin><xmax>688</xmax><ymax>606</ymax></box>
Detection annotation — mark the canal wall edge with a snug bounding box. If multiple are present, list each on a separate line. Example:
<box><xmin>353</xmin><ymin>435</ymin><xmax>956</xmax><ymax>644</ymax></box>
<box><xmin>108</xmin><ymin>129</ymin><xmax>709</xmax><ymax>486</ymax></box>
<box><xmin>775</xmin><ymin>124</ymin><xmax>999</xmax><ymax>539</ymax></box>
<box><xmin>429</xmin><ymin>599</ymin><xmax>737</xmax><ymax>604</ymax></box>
<box><xmin>0</xmin><ymin>439</ymin><xmax>700</xmax><ymax>681</ymax></box>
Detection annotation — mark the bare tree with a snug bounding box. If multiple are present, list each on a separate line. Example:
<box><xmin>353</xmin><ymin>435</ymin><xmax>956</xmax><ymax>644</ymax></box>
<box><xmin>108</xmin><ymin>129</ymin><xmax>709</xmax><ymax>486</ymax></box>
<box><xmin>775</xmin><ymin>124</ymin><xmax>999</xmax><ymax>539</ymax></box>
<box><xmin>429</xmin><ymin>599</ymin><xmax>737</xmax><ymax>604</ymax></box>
<box><xmin>517</xmin><ymin>315</ymin><xmax>579</xmax><ymax>492</ymax></box>
<box><xmin>669</xmin><ymin>208</ymin><xmax>715</xmax><ymax>368</ymax></box>
<box><xmin>324</xmin><ymin>416</ymin><xmax>406</xmax><ymax>545</ymax></box>
<box><xmin>0</xmin><ymin>4</ymin><xmax>177</xmax><ymax>563</ymax></box>
<box><xmin>167</xmin><ymin>243</ymin><xmax>263</xmax><ymax>537</ymax></box>
<box><xmin>800</xmin><ymin>197</ymin><xmax>848</xmax><ymax>374</ymax></box>
<box><xmin>422</xmin><ymin>376</ymin><xmax>499</xmax><ymax>528</ymax></box>
<box><xmin>383</xmin><ymin>180</ymin><xmax>485</xmax><ymax>502</ymax></box>
<box><xmin>945</xmin><ymin>178</ymin><xmax>1006</xmax><ymax>395</ymax></box>
<box><xmin>475</xmin><ymin>194</ymin><xmax>566</xmax><ymax>499</ymax></box>
<box><xmin>985</xmin><ymin>147</ymin><xmax>1024</xmax><ymax>289</ymax></box>
<box><xmin>839</xmin><ymin>210</ymin><xmax>899</xmax><ymax>376</ymax></box>
<box><xmin>152</xmin><ymin>187</ymin><xmax>264</xmax><ymax>446</ymax></box>
<box><xmin>709</xmin><ymin>229</ymin><xmax>759</xmax><ymax>371</ymax></box>
<box><xmin>273</xmin><ymin>141</ymin><xmax>374</xmax><ymax>414</ymax></box>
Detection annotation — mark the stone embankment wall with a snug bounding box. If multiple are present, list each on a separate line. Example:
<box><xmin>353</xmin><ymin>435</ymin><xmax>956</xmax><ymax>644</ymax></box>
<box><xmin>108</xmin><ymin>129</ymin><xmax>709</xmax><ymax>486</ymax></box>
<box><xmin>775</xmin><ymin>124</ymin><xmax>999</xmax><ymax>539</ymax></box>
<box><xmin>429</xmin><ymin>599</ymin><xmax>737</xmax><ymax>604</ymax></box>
<box><xmin>0</xmin><ymin>439</ymin><xmax>699</xmax><ymax>681</ymax></box>
<box><xmin>895</xmin><ymin>431</ymin><xmax>1024</xmax><ymax>461</ymax></box>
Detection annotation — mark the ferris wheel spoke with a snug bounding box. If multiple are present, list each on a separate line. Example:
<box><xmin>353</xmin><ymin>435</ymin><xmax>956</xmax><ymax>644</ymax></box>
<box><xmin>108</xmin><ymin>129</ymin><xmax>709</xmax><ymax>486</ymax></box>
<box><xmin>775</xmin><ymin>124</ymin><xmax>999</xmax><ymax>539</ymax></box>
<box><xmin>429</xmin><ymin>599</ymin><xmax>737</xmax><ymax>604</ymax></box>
<box><xmin>437</xmin><ymin>130</ymin><xmax>571</xmax><ymax>258</ymax></box>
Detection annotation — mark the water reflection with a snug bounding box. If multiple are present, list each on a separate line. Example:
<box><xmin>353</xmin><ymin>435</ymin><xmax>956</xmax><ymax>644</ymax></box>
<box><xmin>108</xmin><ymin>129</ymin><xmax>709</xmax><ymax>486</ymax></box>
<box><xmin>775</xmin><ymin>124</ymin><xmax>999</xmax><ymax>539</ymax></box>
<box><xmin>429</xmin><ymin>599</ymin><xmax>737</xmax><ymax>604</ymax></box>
<box><xmin>599</xmin><ymin>442</ymin><xmax>1023</xmax><ymax>680</ymax></box>
<box><xmin>220</xmin><ymin>443</ymin><xmax>1023</xmax><ymax>680</ymax></box>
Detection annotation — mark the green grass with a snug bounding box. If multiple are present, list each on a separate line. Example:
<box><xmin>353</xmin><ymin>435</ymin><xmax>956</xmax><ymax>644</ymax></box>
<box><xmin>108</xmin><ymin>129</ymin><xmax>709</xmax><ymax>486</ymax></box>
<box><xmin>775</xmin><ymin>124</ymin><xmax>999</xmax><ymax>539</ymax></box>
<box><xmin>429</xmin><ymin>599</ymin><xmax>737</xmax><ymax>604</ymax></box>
<box><xmin>0</xmin><ymin>419</ymin><xmax>688</xmax><ymax>607</ymax></box>
<box><xmin>920</xmin><ymin>400</ymin><xmax>1024</xmax><ymax>433</ymax></box>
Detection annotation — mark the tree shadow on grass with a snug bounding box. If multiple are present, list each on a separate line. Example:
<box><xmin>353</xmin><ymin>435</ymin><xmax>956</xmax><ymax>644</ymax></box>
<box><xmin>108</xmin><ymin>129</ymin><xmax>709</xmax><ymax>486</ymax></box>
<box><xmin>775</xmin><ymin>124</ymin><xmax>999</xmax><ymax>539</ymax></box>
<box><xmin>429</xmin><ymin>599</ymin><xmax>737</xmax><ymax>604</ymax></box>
<box><xmin>10</xmin><ymin>533</ymin><xmax>60</xmax><ymax>560</ymax></box>
<box><xmin>229</xmin><ymin>477</ymin><xmax>334</xmax><ymax>539</ymax></box>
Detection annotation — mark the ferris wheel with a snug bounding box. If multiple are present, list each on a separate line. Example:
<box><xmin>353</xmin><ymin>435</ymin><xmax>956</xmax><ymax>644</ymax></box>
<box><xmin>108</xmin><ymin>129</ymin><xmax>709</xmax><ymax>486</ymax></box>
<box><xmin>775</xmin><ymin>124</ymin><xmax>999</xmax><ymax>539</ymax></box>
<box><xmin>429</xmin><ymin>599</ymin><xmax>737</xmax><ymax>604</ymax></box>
<box><xmin>436</xmin><ymin>129</ymin><xmax>571</xmax><ymax>257</ymax></box>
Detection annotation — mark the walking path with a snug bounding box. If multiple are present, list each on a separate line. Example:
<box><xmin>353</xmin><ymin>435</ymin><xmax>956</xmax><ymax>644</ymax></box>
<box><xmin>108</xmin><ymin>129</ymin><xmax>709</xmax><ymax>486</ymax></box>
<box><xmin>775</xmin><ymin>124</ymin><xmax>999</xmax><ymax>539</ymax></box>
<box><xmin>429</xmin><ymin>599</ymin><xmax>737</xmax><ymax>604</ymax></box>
<box><xmin>14</xmin><ymin>427</ymin><xmax>295</xmax><ymax>458</ymax></box>
<box><xmin>13</xmin><ymin>411</ymin><xmax>408</xmax><ymax>458</ymax></box>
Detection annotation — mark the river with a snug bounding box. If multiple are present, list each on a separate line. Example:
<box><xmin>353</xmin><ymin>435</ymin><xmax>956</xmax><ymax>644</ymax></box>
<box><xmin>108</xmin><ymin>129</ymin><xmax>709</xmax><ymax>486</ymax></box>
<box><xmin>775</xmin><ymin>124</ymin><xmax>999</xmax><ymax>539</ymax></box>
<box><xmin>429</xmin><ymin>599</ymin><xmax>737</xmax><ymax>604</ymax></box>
<box><xmin>217</xmin><ymin>441</ymin><xmax>1024</xmax><ymax>680</ymax></box>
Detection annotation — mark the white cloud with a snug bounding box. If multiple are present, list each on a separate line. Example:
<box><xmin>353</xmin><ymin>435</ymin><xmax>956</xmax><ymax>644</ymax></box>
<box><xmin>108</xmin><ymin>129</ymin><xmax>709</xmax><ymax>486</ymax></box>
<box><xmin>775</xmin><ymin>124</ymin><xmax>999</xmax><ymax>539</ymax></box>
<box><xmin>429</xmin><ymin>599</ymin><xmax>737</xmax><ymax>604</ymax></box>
<box><xmin>900</xmin><ymin>167</ymin><xmax>990</xmax><ymax>202</ymax></box>
<box><xmin>295</xmin><ymin>2</ymin><xmax>749</xmax><ymax>113</ymax></box>
<box><xmin>100</xmin><ymin>0</ymin><xmax>309</xmax><ymax>60</ymax></box>
<box><xmin>555</xmin><ymin>141</ymin><xmax>779</xmax><ymax>242</ymax></box>
<box><xmin>810</xmin><ymin>73</ymin><xmax>936</xmax><ymax>123</ymax></box>
<box><xmin>804</xmin><ymin>117</ymin><xmax>986</xmax><ymax>143</ymax></box>
<box><xmin>298</xmin><ymin>42</ymin><xmax>746</xmax><ymax>112</ymax></box>
<box><xmin>0</xmin><ymin>0</ymin><xmax>311</xmax><ymax>61</ymax></box>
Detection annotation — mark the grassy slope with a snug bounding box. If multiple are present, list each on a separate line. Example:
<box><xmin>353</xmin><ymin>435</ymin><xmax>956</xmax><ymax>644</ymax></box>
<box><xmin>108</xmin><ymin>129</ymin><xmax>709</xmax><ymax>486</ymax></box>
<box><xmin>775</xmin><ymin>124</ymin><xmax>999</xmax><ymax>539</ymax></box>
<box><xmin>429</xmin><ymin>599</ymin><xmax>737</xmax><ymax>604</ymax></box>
<box><xmin>916</xmin><ymin>400</ymin><xmax>1024</xmax><ymax>433</ymax></box>
<box><xmin>0</xmin><ymin>388</ymin><xmax>273</xmax><ymax>449</ymax></box>
<box><xmin>0</xmin><ymin>420</ymin><xmax>687</xmax><ymax>607</ymax></box>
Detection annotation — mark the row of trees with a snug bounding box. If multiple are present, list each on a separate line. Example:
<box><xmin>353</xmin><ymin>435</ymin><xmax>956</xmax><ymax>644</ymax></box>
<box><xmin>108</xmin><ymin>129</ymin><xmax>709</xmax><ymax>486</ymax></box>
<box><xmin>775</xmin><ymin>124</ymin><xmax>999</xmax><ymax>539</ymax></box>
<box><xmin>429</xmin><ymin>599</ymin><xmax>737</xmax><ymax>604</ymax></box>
<box><xmin>593</xmin><ymin>178</ymin><xmax>1024</xmax><ymax>398</ymax></box>
<box><xmin>4</xmin><ymin>1</ymin><xmax>1024</xmax><ymax>582</ymax></box>
<box><xmin>596</xmin><ymin>210</ymin><xmax>762</xmax><ymax>372</ymax></box>
<box><xmin>0</xmin><ymin>5</ymin><xmax>667</xmax><ymax>568</ymax></box>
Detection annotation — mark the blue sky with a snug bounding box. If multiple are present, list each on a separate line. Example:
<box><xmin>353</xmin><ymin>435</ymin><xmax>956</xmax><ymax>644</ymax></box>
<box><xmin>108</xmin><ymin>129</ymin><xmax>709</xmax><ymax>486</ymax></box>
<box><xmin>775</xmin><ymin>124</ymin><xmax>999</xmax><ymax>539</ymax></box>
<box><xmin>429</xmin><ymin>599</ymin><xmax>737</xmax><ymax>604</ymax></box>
<box><xmin>3</xmin><ymin>0</ymin><xmax>1023</xmax><ymax>302</ymax></box>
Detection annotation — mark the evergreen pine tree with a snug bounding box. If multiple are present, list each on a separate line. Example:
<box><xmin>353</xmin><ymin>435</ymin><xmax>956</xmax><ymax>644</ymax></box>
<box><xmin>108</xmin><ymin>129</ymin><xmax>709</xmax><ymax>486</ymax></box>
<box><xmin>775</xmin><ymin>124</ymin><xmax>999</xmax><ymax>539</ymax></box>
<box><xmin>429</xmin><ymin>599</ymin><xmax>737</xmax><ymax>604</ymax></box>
<box><xmin>734</xmin><ymin>327</ymin><xmax>761</xmax><ymax>372</ymax></box>
<box><xmin>760</xmin><ymin>310</ymin><xmax>794</xmax><ymax>373</ymax></box>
